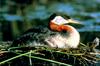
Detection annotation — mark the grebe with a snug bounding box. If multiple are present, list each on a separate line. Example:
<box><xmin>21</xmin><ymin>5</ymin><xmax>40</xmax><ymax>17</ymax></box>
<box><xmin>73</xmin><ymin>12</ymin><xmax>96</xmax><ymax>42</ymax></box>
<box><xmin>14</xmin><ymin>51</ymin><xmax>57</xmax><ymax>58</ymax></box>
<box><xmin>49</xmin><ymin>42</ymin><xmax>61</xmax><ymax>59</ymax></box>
<box><xmin>12</xmin><ymin>13</ymin><xmax>81</xmax><ymax>48</ymax></box>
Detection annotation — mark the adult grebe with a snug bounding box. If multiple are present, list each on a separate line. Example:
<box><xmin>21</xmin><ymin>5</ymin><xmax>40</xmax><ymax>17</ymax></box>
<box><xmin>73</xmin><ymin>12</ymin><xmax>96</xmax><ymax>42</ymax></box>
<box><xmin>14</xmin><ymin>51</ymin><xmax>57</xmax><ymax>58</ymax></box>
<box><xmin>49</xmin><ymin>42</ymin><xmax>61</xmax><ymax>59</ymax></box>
<box><xmin>12</xmin><ymin>13</ymin><xmax>81</xmax><ymax>48</ymax></box>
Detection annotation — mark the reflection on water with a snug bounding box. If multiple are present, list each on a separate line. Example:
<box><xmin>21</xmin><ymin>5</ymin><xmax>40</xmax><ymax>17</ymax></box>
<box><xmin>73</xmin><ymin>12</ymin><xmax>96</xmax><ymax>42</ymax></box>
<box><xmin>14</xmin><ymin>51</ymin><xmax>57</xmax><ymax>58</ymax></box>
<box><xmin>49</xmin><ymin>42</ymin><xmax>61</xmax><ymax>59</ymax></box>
<box><xmin>1</xmin><ymin>1</ymin><xmax>100</xmax><ymax>32</ymax></box>
<box><xmin>3</xmin><ymin>14</ymin><xmax>22</xmax><ymax>21</ymax></box>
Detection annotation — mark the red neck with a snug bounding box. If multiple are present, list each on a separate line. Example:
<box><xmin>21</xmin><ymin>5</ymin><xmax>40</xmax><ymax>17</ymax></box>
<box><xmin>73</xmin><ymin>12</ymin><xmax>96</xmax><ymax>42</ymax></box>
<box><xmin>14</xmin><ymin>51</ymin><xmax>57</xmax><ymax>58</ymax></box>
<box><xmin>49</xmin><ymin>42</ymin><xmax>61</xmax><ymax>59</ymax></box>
<box><xmin>50</xmin><ymin>22</ymin><xmax>73</xmax><ymax>32</ymax></box>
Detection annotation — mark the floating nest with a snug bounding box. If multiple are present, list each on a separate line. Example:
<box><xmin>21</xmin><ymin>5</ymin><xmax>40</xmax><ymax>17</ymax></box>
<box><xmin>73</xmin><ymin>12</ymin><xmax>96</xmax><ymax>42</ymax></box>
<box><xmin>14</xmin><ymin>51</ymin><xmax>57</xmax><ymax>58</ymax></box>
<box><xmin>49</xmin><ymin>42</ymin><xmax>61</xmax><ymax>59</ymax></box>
<box><xmin>0</xmin><ymin>42</ymin><xmax>100</xmax><ymax>66</ymax></box>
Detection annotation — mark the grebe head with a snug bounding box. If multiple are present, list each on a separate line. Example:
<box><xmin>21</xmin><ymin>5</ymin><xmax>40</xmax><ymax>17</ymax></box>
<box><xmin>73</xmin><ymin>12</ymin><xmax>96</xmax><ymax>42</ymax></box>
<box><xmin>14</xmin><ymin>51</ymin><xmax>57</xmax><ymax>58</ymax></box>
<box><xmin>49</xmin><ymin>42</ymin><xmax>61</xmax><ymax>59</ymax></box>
<box><xmin>49</xmin><ymin>13</ymin><xmax>81</xmax><ymax>25</ymax></box>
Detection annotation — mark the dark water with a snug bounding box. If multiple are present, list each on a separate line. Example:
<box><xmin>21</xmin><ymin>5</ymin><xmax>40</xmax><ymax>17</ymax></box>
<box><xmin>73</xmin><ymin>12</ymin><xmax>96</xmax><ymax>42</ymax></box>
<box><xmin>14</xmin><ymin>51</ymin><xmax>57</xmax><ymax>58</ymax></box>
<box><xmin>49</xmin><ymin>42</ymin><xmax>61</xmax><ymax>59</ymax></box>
<box><xmin>1</xmin><ymin>0</ymin><xmax>100</xmax><ymax>32</ymax></box>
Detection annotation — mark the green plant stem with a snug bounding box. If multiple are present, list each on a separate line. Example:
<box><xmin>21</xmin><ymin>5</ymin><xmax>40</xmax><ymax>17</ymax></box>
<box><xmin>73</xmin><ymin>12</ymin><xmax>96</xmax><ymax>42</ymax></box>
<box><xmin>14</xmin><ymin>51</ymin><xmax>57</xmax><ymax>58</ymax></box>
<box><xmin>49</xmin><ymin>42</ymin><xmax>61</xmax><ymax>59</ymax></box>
<box><xmin>41</xmin><ymin>48</ymin><xmax>85</xmax><ymax>56</ymax></box>
<box><xmin>0</xmin><ymin>51</ymin><xmax>32</xmax><ymax>65</ymax></box>
<box><xmin>16</xmin><ymin>52</ymin><xmax>72</xmax><ymax>66</ymax></box>
<box><xmin>0</xmin><ymin>50</ymin><xmax>71</xmax><ymax>66</ymax></box>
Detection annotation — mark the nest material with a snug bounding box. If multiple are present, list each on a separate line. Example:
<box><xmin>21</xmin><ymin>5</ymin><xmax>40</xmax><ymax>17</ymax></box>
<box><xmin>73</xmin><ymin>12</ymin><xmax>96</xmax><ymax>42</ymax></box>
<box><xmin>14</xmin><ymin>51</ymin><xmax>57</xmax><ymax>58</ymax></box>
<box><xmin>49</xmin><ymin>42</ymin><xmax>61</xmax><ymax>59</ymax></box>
<box><xmin>0</xmin><ymin>42</ymin><xmax>100</xmax><ymax>66</ymax></box>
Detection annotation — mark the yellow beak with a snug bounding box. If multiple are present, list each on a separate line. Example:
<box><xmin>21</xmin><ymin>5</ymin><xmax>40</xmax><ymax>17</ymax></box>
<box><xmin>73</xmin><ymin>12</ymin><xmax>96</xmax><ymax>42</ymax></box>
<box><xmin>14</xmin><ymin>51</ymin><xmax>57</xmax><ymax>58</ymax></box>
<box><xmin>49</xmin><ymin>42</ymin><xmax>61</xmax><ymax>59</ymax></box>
<box><xmin>68</xmin><ymin>19</ymin><xmax>82</xmax><ymax>24</ymax></box>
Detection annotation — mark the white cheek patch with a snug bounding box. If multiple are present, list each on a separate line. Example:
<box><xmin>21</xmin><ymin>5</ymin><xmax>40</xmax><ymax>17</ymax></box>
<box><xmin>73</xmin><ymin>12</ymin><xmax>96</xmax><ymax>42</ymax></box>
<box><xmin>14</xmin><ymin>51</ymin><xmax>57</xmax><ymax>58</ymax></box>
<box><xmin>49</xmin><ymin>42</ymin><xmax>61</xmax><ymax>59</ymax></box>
<box><xmin>52</xmin><ymin>16</ymin><xmax>69</xmax><ymax>25</ymax></box>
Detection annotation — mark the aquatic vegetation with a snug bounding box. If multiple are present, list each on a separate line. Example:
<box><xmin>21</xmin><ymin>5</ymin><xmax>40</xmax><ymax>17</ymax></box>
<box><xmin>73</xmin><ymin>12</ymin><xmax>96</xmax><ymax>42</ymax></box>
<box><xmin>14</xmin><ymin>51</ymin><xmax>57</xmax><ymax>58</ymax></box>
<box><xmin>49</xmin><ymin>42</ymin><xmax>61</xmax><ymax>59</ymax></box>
<box><xmin>0</xmin><ymin>41</ymin><xmax>100</xmax><ymax>66</ymax></box>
